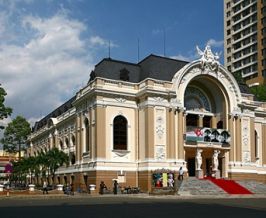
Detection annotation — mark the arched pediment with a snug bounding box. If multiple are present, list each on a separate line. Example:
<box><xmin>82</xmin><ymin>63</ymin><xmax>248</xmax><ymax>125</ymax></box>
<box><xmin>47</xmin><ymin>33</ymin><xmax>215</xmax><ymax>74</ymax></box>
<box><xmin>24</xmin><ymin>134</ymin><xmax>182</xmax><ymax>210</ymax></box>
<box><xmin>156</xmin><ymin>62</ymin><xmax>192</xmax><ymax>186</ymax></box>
<box><xmin>172</xmin><ymin>60</ymin><xmax>242</xmax><ymax>113</ymax></box>
<box><xmin>48</xmin><ymin>118</ymin><xmax>58</xmax><ymax>128</ymax></box>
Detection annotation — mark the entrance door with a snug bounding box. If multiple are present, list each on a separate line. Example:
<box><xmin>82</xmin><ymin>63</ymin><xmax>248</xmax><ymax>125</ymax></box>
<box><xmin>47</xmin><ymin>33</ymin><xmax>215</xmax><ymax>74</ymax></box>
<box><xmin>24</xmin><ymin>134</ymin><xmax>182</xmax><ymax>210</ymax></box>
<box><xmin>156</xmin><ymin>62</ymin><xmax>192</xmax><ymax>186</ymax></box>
<box><xmin>187</xmin><ymin>158</ymin><xmax>195</xmax><ymax>177</ymax></box>
<box><xmin>206</xmin><ymin>158</ymin><xmax>212</xmax><ymax>176</ymax></box>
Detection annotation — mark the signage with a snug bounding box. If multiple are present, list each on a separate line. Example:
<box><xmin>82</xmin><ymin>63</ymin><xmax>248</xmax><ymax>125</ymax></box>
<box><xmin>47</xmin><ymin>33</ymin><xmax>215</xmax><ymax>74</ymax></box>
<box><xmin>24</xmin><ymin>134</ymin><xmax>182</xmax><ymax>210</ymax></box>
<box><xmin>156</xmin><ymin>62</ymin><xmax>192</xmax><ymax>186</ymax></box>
<box><xmin>186</xmin><ymin>127</ymin><xmax>231</xmax><ymax>144</ymax></box>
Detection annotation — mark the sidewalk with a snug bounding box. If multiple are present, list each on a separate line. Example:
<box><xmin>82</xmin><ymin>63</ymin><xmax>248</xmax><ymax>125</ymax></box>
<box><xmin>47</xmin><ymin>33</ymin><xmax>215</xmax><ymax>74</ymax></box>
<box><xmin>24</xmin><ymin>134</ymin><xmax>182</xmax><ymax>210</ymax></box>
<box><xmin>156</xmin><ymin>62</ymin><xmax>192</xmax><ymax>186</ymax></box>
<box><xmin>1</xmin><ymin>191</ymin><xmax>266</xmax><ymax>200</ymax></box>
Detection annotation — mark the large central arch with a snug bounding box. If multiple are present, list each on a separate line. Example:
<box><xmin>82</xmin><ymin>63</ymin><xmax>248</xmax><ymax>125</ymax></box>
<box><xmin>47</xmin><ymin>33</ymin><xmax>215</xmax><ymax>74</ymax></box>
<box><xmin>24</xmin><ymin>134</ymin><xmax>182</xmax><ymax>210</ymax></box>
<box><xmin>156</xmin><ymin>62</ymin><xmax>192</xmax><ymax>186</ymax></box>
<box><xmin>172</xmin><ymin>60</ymin><xmax>242</xmax><ymax>114</ymax></box>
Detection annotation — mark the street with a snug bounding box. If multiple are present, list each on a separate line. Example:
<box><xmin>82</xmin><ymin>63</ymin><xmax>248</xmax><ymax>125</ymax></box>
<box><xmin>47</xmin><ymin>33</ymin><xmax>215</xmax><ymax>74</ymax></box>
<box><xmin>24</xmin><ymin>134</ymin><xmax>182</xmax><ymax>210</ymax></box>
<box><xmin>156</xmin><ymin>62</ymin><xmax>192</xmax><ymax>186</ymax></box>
<box><xmin>0</xmin><ymin>195</ymin><xmax>266</xmax><ymax>218</ymax></box>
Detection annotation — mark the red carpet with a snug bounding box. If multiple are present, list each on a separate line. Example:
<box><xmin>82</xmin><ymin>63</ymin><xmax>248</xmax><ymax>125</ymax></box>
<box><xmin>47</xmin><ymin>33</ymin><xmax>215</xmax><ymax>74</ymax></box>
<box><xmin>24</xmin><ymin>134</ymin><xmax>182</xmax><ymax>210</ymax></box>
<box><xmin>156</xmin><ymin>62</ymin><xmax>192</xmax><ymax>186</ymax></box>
<box><xmin>206</xmin><ymin>177</ymin><xmax>253</xmax><ymax>194</ymax></box>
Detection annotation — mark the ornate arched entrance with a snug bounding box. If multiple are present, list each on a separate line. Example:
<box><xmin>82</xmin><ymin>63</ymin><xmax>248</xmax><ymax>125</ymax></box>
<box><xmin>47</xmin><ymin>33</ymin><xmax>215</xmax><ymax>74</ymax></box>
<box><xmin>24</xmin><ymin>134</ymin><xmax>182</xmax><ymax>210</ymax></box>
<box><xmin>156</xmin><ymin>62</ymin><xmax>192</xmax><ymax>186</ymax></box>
<box><xmin>172</xmin><ymin>46</ymin><xmax>242</xmax><ymax>178</ymax></box>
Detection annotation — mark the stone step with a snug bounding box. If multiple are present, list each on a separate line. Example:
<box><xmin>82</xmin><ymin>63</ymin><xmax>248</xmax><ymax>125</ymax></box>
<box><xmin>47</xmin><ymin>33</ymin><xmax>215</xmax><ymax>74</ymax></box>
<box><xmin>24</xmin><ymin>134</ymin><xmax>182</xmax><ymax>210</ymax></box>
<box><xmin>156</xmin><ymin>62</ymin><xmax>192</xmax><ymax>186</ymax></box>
<box><xmin>237</xmin><ymin>180</ymin><xmax>266</xmax><ymax>194</ymax></box>
<box><xmin>178</xmin><ymin>177</ymin><xmax>227</xmax><ymax>195</ymax></box>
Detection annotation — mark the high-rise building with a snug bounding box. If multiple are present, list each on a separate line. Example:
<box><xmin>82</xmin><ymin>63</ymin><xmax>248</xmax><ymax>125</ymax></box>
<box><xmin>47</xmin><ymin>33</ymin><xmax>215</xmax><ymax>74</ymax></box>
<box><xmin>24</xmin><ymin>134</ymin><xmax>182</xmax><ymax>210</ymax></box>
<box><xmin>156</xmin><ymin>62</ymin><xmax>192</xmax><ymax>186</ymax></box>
<box><xmin>224</xmin><ymin>0</ymin><xmax>266</xmax><ymax>86</ymax></box>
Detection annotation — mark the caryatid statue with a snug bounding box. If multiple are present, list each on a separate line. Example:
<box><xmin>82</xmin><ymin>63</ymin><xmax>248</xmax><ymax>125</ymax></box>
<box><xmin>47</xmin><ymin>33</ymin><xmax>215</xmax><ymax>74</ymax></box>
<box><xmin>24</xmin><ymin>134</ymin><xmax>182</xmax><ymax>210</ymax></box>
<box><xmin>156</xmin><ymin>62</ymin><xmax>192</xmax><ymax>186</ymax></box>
<box><xmin>195</xmin><ymin>149</ymin><xmax>203</xmax><ymax>171</ymax></box>
<box><xmin>212</xmin><ymin>150</ymin><xmax>220</xmax><ymax>171</ymax></box>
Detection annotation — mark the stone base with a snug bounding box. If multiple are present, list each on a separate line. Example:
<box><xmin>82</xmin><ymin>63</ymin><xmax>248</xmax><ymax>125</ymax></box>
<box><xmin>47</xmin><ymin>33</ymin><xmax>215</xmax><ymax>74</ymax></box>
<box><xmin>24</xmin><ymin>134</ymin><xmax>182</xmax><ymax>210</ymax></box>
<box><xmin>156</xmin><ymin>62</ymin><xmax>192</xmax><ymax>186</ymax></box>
<box><xmin>196</xmin><ymin>170</ymin><xmax>203</xmax><ymax>179</ymax></box>
<box><xmin>213</xmin><ymin>170</ymin><xmax>220</xmax><ymax>179</ymax></box>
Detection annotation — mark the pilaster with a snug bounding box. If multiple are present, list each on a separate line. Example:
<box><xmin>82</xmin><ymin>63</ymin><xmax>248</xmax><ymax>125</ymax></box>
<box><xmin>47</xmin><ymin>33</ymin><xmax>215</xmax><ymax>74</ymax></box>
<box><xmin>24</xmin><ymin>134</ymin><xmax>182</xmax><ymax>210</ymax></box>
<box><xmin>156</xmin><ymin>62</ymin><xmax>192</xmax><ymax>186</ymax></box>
<box><xmin>95</xmin><ymin>106</ymin><xmax>106</xmax><ymax>159</ymax></box>
<box><xmin>177</xmin><ymin>110</ymin><xmax>184</xmax><ymax>159</ymax></box>
<box><xmin>145</xmin><ymin>107</ymin><xmax>154</xmax><ymax>159</ymax></box>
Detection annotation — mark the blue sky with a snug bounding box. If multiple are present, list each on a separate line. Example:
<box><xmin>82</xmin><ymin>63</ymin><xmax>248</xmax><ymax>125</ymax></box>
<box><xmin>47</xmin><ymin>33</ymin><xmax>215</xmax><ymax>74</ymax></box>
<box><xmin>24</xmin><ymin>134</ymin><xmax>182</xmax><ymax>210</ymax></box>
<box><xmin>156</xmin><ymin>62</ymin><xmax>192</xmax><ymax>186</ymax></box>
<box><xmin>0</xmin><ymin>0</ymin><xmax>224</xmax><ymax>129</ymax></box>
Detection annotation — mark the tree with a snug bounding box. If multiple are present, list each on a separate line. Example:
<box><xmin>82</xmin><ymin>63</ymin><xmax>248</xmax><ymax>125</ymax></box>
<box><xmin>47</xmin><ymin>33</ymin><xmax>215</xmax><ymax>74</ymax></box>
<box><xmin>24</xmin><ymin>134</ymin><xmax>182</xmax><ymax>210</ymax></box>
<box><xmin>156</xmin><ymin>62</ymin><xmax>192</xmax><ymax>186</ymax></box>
<box><xmin>250</xmin><ymin>85</ymin><xmax>266</xmax><ymax>102</ymax></box>
<box><xmin>46</xmin><ymin>147</ymin><xmax>69</xmax><ymax>184</ymax></box>
<box><xmin>0</xmin><ymin>84</ymin><xmax>12</xmax><ymax>130</ymax></box>
<box><xmin>1</xmin><ymin>116</ymin><xmax>31</xmax><ymax>159</ymax></box>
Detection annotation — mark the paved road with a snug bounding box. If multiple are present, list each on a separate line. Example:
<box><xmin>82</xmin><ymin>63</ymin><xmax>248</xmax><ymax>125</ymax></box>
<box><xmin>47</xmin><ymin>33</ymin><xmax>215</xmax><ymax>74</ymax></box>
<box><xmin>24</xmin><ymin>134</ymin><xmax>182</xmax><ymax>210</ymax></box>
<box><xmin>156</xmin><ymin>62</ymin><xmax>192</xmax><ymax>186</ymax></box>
<box><xmin>0</xmin><ymin>195</ymin><xmax>266</xmax><ymax>218</ymax></box>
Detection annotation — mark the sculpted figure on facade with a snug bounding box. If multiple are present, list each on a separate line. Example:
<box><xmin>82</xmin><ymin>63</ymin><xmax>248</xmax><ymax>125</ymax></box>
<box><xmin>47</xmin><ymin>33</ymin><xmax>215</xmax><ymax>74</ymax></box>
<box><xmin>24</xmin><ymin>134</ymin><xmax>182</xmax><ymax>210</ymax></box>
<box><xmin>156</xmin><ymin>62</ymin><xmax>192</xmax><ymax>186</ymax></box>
<box><xmin>212</xmin><ymin>150</ymin><xmax>220</xmax><ymax>171</ymax></box>
<box><xmin>196</xmin><ymin>45</ymin><xmax>220</xmax><ymax>72</ymax></box>
<box><xmin>195</xmin><ymin>149</ymin><xmax>203</xmax><ymax>171</ymax></box>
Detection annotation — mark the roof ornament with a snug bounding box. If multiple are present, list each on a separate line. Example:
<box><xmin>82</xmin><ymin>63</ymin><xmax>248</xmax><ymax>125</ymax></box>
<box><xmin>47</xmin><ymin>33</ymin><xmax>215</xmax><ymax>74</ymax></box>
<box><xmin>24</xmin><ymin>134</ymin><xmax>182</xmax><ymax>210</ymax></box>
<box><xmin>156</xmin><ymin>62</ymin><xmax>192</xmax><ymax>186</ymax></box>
<box><xmin>196</xmin><ymin>45</ymin><xmax>220</xmax><ymax>73</ymax></box>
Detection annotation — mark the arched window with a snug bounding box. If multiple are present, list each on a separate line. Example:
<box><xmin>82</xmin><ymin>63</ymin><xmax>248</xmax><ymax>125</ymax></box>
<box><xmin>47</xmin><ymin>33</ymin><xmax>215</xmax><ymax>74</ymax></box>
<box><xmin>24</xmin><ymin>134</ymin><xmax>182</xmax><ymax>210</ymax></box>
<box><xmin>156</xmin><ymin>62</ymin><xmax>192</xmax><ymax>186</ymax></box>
<box><xmin>71</xmin><ymin>135</ymin><xmax>75</xmax><ymax>146</ymax></box>
<box><xmin>84</xmin><ymin>118</ymin><xmax>89</xmax><ymax>152</ymax></box>
<box><xmin>113</xmin><ymin>115</ymin><xmax>127</xmax><ymax>150</ymax></box>
<box><xmin>59</xmin><ymin>140</ymin><xmax>64</xmax><ymax>150</ymax></box>
<box><xmin>65</xmin><ymin>138</ymin><xmax>69</xmax><ymax>148</ymax></box>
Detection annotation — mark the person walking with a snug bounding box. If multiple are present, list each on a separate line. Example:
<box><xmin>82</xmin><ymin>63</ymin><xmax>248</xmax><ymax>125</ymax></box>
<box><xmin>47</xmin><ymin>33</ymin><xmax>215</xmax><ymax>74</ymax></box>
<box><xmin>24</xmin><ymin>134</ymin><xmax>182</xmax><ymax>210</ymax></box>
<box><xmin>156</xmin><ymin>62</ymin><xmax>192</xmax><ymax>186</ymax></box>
<box><xmin>43</xmin><ymin>181</ymin><xmax>48</xmax><ymax>194</ymax></box>
<box><xmin>113</xmin><ymin>180</ymin><xmax>118</xmax><ymax>195</ymax></box>
<box><xmin>178</xmin><ymin>167</ymin><xmax>184</xmax><ymax>181</ymax></box>
<box><xmin>99</xmin><ymin>181</ymin><xmax>107</xmax><ymax>195</ymax></box>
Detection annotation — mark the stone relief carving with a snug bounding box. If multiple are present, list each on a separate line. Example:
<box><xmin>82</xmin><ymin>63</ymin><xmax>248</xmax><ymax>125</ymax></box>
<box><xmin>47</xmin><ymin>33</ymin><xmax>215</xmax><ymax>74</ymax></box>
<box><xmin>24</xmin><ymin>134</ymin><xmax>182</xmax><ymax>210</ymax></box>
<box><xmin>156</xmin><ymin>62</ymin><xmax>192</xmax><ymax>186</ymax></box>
<box><xmin>155</xmin><ymin>145</ymin><xmax>166</xmax><ymax>160</ymax></box>
<box><xmin>189</xmin><ymin>67</ymin><xmax>201</xmax><ymax>75</ymax></box>
<box><xmin>115</xmin><ymin>98</ymin><xmax>126</xmax><ymax>103</ymax></box>
<box><xmin>196</xmin><ymin>45</ymin><xmax>220</xmax><ymax>73</ymax></box>
<box><xmin>113</xmin><ymin>150</ymin><xmax>130</xmax><ymax>159</ymax></box>
<box><xmin>156</xmin><ymin>116</ymin><xmax>164</xmax><ymax>139</ymax></box>
<box><xmin>153</xmin><ymin>97</ymin><xmax>164</xmax><ymax>103</ymax></box>
<box><xmin>242</xmin><ymin>118</ymin><xmax>250</xmax><ymax>163</ymax></box>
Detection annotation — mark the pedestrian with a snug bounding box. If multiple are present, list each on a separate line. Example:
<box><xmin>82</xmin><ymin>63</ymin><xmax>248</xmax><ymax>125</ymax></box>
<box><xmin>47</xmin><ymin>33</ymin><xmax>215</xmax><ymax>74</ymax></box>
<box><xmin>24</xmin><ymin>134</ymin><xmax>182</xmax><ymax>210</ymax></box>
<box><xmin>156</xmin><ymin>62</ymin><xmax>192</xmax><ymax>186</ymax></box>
<box><xmin>178</xmin><ymin>167</ymin><xmax>184</xmax><ymax>181</ymax></box>
<box><xmin>113</xmin><ymin>180</ymin><xmax>118</xmax><ymax>195</ymax></box>
<box><xmin>99</xmin><ymin>181</ymin><xmax>107</xmax><ymax>195</ymax></box>
<box><xmin>43</xmin><ymin>181</ymin><xmax>48</xmax><ymax>194</ymax></box>
<box><xmin>70</xmin><ymin>183</ymin><xmax>74</xmax><ymax>195</ymax></box>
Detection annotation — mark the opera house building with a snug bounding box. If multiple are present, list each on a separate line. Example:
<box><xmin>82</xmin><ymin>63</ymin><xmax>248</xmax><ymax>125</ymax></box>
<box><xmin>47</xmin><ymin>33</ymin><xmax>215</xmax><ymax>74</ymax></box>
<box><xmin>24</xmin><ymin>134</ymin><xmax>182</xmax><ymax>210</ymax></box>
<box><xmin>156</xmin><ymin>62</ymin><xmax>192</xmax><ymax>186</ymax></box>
<box><xmin>28</xmin><ymin>46</ymin><xmax>266</xmax><ymax>192</ymax></box>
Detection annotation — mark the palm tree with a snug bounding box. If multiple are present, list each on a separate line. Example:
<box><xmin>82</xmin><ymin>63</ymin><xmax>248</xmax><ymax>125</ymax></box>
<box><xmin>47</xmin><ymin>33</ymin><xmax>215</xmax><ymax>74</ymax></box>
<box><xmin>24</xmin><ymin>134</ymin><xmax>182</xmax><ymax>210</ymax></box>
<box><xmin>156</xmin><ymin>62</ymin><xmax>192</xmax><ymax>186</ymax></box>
<box><xmin>46</xmin><ymin>148</ymin><xmax>69</xmax><ymax>185</ymax></box>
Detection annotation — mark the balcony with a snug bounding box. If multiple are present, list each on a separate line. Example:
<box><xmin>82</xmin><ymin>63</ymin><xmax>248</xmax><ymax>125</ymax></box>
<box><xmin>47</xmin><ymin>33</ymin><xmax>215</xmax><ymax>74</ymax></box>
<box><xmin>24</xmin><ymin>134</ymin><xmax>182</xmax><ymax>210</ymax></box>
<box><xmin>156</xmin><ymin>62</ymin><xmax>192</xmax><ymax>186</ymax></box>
<box><xmin>185</xmin><ymin>127</ymin><xmax>231</xmax><ymax>148</ymax></box>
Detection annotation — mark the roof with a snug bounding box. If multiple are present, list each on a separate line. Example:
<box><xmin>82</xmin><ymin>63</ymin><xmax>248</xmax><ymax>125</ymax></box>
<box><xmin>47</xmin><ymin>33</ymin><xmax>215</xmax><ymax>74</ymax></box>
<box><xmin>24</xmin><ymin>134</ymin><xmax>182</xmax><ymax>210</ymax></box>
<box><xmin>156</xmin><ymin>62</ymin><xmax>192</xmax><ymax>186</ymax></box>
<box><xmin>32</xmin><ymin>96</ymin><xmax>76</xmax><ymax>132</ymax></box>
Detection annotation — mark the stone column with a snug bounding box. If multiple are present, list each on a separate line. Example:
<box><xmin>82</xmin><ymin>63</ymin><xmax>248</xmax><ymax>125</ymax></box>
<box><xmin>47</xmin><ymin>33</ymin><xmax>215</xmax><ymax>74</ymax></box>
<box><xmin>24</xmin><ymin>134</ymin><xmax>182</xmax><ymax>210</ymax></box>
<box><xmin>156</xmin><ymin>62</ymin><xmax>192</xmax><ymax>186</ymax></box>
<box><xmin>235</xmin><ymin>117</ymin><xmax>242</xmax><ymax>162</ymax></box>
<box><xmin>211</xmin><ymin>116</ymin><xmax>217</xmax><ymax>128</ymax></box>
<box><xmin>54</xmin><ymin>129</ymin><xmax>58</xmax><ymax>148</ymax></box>
<box><xmin>250</xmin><ymin>118</ymin><xmax>256</xmax><ymax>162</ymax></box>
<box><xmin>76</xmin><ymin>113</ymin><xmax>81</xmax><ymax>164</ymax></box>
<box><xmin>262</xmin><ymin>124</ymin><xmax>266</xmax><ymax>165</ymax></box>
<box><xmin>49</xmin><ymin>133</ymin><xmax>53</xmax><ymax>149</ymax></box>
<box><xmin>95</xmin><ymin>105</ymin><xmax>106</xmax><ymax>159</ymax></box>
<box><xmin>198</xmin><ymin>115</ymin><xmax>204</xmax><ymax>128</ymax></box>
<box><xmin>80</xmin><ymin>112</ymin><xmax>85</xmax><ymax>158</ymax></box>
<box><xmin>177</xmin><ymin>109</ymin><xmax>185</xmax><ymax>160</ymax></box>
<box><xmin>228</xmin><ymin>115</ymin><xmax>235</xmax><ymax>162</ymax></box>
<box><xmin>145</xmin><ymin>106</ymin><xmax>154</xmax><ymax>159</ymax></box>
<box><xmin>167</xmin><ymin>108</ymin><xmax>176</xmax><ymax>160</ymax></box>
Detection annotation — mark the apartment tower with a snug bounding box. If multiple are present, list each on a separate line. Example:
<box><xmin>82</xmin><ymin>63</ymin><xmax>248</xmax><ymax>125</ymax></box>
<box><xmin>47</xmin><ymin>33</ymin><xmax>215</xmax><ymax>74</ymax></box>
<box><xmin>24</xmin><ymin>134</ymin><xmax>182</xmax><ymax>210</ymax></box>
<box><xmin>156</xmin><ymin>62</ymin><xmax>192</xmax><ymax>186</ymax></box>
<box><xmin>224</xmin><ymin>0</ymin><xmax>266</xmax><ymax>85</ymax></box>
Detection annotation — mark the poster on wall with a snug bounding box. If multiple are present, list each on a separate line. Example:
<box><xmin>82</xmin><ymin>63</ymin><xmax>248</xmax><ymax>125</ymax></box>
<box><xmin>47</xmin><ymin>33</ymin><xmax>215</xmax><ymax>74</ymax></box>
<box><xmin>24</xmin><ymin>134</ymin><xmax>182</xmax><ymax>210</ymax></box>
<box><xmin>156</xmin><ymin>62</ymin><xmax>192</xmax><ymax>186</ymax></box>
<box><xmin>152</xmin><ymin>172</ymin><xmax>175</xmax><ymax>188</ymax></box>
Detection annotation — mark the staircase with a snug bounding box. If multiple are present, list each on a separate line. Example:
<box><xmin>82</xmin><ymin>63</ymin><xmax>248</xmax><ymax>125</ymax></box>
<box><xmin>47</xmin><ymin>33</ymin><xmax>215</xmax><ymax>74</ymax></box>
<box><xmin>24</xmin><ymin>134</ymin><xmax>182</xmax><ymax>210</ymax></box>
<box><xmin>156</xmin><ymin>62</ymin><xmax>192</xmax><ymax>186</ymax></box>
<box><xmin>178</xmin><ymin>177</ymin><xmax>227</xmax><ymax>196</ymax></box>
<box><xmin>206</xmin><ymin>177</ymin><xmax>252</xmax><ymax>194</ymax></box>
<box><xmin>237</xmin><ymin>180</ymin><xmax>266</xmax><ymax>194</ymax></box>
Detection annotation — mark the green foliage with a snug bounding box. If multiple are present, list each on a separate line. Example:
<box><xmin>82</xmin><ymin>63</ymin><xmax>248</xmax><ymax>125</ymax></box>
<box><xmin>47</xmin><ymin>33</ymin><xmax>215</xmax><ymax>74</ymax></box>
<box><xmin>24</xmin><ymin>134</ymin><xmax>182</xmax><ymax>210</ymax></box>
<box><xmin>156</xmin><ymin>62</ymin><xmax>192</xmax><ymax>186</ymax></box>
<box><xmin>233</xmin><ymin>71</ymin><xmax>244</xmax><ymax>84</ymax></box>
<box><xmin>11</xmin><ymin>147</ymin><xmax>69</xmax><ymax>184</ymax></box>
<box><xmin>0</xmin><ymin>84</ymin><xmax>12</xmax><ymax>130</ymax></box>
<box><xmin>1</xmin><ymin>116</ymin><xmax>31</xmax><ymax>158</ymax></box>
<box><xmin>250</xmin><ymin>85</ymin><xmax>266</xmax><ymax>102</ymax></box>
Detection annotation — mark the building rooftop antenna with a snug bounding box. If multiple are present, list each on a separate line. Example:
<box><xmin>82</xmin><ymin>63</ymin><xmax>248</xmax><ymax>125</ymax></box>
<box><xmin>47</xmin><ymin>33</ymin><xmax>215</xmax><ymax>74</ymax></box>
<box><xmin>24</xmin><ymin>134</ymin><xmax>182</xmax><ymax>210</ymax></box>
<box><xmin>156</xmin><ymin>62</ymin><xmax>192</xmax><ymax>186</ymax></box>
<box><xmin>137</xmin><ymin>38</ymin><xmax>140</xmax><ymax>63</ymax></box>
<box><xmin>163</xmin><ymin>28</ymin><xmax>166</xmax><ymax>57</ymax></box>
<box><xmin>108</xmin><ymin>40</ymin><xmax>111</xmax><ymax>58</ymax></box>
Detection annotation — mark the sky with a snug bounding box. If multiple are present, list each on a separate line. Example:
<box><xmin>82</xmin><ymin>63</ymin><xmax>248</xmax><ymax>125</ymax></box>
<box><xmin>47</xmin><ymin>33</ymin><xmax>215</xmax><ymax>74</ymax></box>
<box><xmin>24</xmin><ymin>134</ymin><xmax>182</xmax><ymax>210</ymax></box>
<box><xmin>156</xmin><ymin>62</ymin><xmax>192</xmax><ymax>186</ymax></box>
<box><xmin>0</xmin><ymin>0</ymin><xmax>224</xmax><ymax>131</ymax></box>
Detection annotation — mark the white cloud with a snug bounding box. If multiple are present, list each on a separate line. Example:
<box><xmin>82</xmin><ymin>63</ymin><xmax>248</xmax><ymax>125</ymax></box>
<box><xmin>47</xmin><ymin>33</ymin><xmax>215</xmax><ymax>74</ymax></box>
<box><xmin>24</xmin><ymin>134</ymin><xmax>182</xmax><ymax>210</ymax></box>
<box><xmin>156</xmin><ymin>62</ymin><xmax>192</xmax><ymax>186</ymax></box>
<box><xmin>170</xmin><ymin>54</ymin><xmax>194</xmax><ymax>62</ymax></box>
<box><xmin>89</xmin><ymin>36</ymin><xmax>117</xmax><ymax>48</ymax></box>
<box><xmin>0</xmin><ymin>10</ymin><xmax>111</xmax><ymax>126</ymax></box>
<box><xmin>207</xmin><ymin>39</ymin><xmax>224</xmax><ymax>48</ymax></box>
